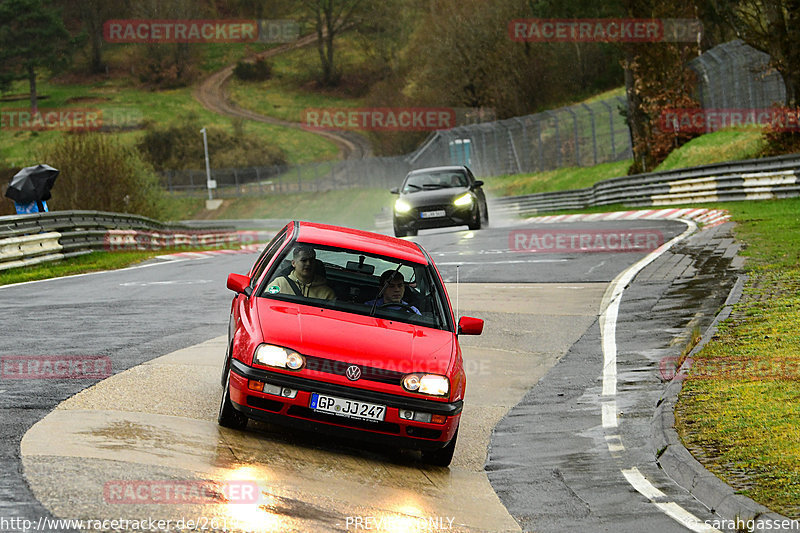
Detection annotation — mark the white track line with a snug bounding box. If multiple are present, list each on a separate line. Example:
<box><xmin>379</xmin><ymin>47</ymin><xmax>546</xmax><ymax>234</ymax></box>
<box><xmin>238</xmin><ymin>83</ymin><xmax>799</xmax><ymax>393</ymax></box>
<box><xmin>601</xmin><ymin>401</ymin><xmax>618</xmax><ymax>428</ymax></box>
<box><xmin>654</xmin><ymin>503</ymin><xmax>722</xmax><ymax>533</ymax></box>
<box><xmin>622</xmin><ymin>467</ymin><xmax>667</xmax><ymax>500</ymax></box>
<box><xmin>0</xmin><ymin>257</ymin><xmax>191</xmax><ymax>290</ymax></box>
<box><xmin>599</xmin><ymin>218</ymin><xmax>722</xmax><ymax>532</ymax></box>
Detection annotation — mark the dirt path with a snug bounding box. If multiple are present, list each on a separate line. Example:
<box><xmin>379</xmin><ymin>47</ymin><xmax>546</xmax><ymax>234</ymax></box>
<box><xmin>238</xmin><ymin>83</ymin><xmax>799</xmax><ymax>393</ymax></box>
<box><xmin>193</xmin><ymin>33</ymin><xmax>372</xmax><ymax>160</ymax></box>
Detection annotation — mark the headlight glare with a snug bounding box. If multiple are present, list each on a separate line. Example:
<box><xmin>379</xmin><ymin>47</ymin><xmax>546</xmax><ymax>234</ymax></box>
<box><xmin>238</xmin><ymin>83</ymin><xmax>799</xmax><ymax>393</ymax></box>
<box><xmin>286</xmin><ymin>352</ymin><xmax>305</xmax><ymax>370</ymax></box>
<box><xmin>394</xmin><ymin>198</ymin><xmax>412</xmax><ymax>213</ymax></box>
<box><xmin>402</xmin><ymin>374</ymin><xmax>421</xmax><ymax>391</ymax></box>
<box><xmin>402</xmin><ymin>373</ymin><xmax>449</xmax><ymax>396</ymax></box>
<box><xmin>254</xmin><ymin>344</ymin><xmax>305</xmax><ymax>370</ymax></box>
<box><xmin>453</xmin><ymin>193</ymin><xmax>473</xmax><ymax>206</ymax></box>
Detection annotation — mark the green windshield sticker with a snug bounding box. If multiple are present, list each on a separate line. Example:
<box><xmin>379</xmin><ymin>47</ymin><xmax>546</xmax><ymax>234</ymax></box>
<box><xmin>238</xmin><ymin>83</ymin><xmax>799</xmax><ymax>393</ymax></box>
<box><xmin>267</xmin><ymin>285</ymin><xmax>280</xmax><ymax>294</ymax></box>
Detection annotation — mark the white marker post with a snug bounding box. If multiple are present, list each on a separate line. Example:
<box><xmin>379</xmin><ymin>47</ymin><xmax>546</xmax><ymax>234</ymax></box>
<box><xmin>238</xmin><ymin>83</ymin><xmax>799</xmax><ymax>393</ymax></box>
<box><xmin>201</xmin><ymin>128</ymin><xmax>219</xmax><ymax>210</ymax></box>
<box><xmin>200</xmin><ymin>127</ymin><xmax>216</xmax><ymax>201</ymax></box>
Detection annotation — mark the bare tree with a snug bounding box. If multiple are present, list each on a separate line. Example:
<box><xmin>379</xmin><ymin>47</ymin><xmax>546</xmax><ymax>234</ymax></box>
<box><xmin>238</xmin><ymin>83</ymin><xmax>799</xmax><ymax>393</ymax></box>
<box><xmin>724</xmin><ymin>0</ymin><xmax>800</xmax><ymax>105</ymax></box>
<box><xmin>620</xmin><ymin>0</ymin><xmax>701</xmax><ymax>172</ymax></box>
<box><xmin>128</xmin><ymin>0</ymin><xmax>211</xmax><ymax>87</ymax></box>
<box><xmin>298</xmin><ymin>0</ymin><xmax>365</xmax><ymax>86</ymax></box>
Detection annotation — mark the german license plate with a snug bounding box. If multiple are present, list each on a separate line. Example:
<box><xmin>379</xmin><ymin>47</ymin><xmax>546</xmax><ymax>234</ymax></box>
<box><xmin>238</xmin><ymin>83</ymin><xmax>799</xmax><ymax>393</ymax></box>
<box><xmin>310</xmin><ymin>393</ymin><xmax>386</xmax><ymax>422</ymax></box>
<box><xmin>420</xmin><ymin>210</ymin><xmax>446</xmax><ymax>219</ymax></box>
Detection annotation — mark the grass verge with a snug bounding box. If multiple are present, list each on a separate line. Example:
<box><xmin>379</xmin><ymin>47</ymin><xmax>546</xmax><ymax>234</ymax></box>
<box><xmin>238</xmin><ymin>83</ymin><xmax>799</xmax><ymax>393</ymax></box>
<box><xmin>484</xmin><ymin>159</ymin><xmax>632</xmax><ymax>197</ymax></box>
<box><xmin>484</xmin><ymin>129</ymin><xmax>766</xmax><ymax>198</ymax></box>
<box><xmin>0</xmin><ymin>250</ymin><xmax>180</xmax><ymax>286</ymax></box>
<box><xmin>169</xmin><ymin>188</ymin><xmax>394</xmax><ymax>231</ymax></box>
<box><xmin>656</xmin><ymin>129</ymin><xmax>766</xmax><ymax>171</ymax></box>
<box><xmin>674</xmin><ymin>197</ymin><xmax>800</xmax><ymax>519</ymax></box>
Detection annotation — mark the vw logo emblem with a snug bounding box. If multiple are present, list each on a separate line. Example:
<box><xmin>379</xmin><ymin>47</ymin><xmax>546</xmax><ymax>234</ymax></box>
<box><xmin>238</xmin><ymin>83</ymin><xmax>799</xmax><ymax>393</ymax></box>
<box><xmin>345</xmin><ymin>365</ymin><xmax>362</xmax><ymax>381</ymax></box>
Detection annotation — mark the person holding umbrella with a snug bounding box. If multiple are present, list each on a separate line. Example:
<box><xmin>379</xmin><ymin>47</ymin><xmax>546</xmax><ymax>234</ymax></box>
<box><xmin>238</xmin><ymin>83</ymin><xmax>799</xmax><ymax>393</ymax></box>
<box><xmin>4</xmin><ymin>164</ymin><xmax>59</xmax><ymax>214</ymax></box>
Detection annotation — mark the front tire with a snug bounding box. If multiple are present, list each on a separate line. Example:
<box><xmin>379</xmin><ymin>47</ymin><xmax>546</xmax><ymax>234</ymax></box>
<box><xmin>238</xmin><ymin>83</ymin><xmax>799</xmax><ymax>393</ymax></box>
<box><xmin>468</xmin><ymin>208</ymin><xmax>482</xmax><ymax>231</ymax></box>
<box><xmin>421</xmin><ymin>429</ymin><xmax>458</xmax><ymax>466</ymax></box>
<box><xmin>218</xmin><ymin>372</ymin><xmax>248</xmax><ymax>430</ymax></box>
<box><xmin>220</xmin><ymin>344</ymin><xmax>232</xmax><ymax>388</ymax></box>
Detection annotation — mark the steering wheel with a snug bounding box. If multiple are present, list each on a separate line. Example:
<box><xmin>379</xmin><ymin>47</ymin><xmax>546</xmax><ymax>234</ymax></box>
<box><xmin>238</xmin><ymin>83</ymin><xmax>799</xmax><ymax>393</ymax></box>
<box><xmin>378</xmin><ymin>302</ymin><xmax>417</xmax><ymax>313</ymax></box>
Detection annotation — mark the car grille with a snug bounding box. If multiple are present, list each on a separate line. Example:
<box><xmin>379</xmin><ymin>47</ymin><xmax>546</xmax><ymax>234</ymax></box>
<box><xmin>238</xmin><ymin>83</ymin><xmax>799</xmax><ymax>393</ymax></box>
<box><xmin>304</xmin><ymin>355</ymin><xmax>404</xmax><ymax>385</ymax></box>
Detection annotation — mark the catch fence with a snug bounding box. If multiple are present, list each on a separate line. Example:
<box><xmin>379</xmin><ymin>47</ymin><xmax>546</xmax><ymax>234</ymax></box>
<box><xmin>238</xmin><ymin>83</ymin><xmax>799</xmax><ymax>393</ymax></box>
<box><xmin>163</xmin><ymin>39</ymin><xmax>788</xmax><ymax>196</ymax></box>
<box><xmin>163</xmin><ymin>95</ymin><xmax>633</xmax><ymax>195</ymax></box>
<box><xmin>688</xmin><ymin>39</ymin><xmax>786</xmax><ymax>114</ymax></box>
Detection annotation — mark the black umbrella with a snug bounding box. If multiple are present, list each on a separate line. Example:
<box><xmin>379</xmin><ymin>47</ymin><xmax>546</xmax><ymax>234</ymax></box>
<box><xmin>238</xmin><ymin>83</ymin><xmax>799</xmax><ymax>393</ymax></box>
<box><xmin>5</xmin><ymin>164</ymin><xmax>59</xmax><ymax>205</ymax></box>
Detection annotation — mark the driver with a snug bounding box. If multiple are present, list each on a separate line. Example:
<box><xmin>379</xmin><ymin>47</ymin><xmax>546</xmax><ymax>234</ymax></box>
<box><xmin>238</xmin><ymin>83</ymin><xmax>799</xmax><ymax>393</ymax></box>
<box><xmin>366</xmin><ymin>270</ymin><xmax>421</xmax><ymax>314</ymax></box>
<box><xmin>271</xmin><ymin>245</ymin><xmax>335</xmax><ymax>300</ymax></box>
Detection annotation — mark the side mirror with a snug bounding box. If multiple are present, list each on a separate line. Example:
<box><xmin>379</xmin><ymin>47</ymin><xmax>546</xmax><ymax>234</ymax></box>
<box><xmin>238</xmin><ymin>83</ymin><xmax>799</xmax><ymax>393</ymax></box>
<box><xmin>471</xmin><ymin>180</ymin><xmax>484</xmax><ymax>189</ymax></box>
<box><xmin>457</xmin><ymin>316</ymin><xmax>483</xmax><ymax>335</ymax></box>
<box><xmin>390</xmin><ymin>187</ymin><xmax>400</xmax><ymax>194</ymax></box>
<box><xmin>227</xmin><ymin>273</ymin><xmax>252</xmax><ymax>296</ymax></box>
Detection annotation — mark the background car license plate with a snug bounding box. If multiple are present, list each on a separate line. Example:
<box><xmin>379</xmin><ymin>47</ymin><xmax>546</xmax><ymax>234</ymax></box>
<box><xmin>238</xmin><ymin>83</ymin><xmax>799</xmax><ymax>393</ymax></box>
<box><xmin>420</xmin><ymin>210</ymin><xmax>446</xmax><ymax>219</ymax></box>
<box><xmin>310</xmin><ymin>393</ymin><xmax>386</xmax><ymax>422</ymax></box>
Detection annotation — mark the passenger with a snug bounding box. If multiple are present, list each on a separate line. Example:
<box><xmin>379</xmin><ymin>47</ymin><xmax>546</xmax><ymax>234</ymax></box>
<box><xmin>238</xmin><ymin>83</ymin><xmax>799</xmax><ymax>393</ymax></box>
<box><xmin>270</xmin><ymin>245</ymin><xmax>335</xmax><ymax>300</ymax></box>
<box><xmin>366</xmin><ymin>270</ymin><xmax>421</xmax><ymax>314</ymax></box>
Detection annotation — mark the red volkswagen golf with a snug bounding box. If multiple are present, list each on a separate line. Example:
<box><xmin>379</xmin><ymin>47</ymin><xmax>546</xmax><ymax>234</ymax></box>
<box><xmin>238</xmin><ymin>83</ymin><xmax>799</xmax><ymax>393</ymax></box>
<box><xmin>219</xmin><ymin>221</ymin><xmax>483</xmax><ymax>466</ymax></box>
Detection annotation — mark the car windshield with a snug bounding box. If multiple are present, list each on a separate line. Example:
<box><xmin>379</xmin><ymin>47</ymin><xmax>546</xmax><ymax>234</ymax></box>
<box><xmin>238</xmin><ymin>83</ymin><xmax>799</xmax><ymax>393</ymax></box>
<box><xmin>259</xmin><ymin>243</ymin><xmax>450</xmax><ymax>330</ymax></box>
<box><xmin>403</xmin><ymin>171</ymin><xmax>467</xmax><ymax>193</ymax></box>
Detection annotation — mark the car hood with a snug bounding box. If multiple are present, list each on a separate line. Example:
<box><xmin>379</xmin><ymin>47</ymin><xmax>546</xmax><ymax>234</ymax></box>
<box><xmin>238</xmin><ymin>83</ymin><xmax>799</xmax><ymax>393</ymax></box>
<box><xmin>402</xmin><ymin>187</ymin><xmax>470</xmax><ymax>207</ymax></box>
<box><xmin>256</xmin><ymin>299</ymin><xmax>455</xmax><ymax>374</ymax></box>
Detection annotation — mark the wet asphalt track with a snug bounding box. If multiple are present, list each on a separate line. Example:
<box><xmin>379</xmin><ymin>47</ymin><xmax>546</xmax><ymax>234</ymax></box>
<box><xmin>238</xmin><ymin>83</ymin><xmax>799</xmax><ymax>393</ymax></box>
<box><xmin>0</xmin><ymin>217</ymin><xmax>740</xmax><ymax>532</ymax></box>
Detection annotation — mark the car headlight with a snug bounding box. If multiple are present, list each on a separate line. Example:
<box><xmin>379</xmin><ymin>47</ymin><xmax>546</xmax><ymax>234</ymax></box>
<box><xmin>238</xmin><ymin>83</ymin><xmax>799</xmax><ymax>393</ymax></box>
<box><xmin>254</xmin><ymin>344</ymin><xmax>305</xmax><ymax>370</ymax></box>
<box><xmin>394</xmin><ymin>198</ymin><xmax>412</xmax><ymax>213</ymax></box>
<box><xmin>453</xmin><ymin>193</ymin><xmax>473</xmax><ymax>207</ymax></box>
<box><xmin>402</xmin><ymin>373</ymin><xmax>450</xmax><ymax>396</ymax></box>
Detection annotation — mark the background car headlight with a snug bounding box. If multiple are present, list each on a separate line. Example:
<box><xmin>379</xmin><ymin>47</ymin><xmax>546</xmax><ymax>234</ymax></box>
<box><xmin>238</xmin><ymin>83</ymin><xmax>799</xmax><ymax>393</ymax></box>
<box><xmin>402</xmin><ymin>373</ymin><xmax>449</xmax><ymax>396</ymax></box>
<box><xmin>254</xmin><ymin>344</ymin><xmax>305</xmax><ymax>370</ymax></box>
<box><xmin>394</xmin><ymin>198</ymin><xmax>412</xmax><ymax>213</ymax></box>
<box><xmin>453</xmin><ymin>193</ymin><xmax>473</xmax><ymax>206</ymax></box>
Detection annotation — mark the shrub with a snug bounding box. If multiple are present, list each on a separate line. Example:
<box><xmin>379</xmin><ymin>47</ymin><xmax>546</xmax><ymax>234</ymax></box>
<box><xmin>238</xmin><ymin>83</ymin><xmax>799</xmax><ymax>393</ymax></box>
<box><xmin>134</xmin><ymin>44</ymin><xmax>199</xmax><ymax>89</ymax></box>
<box><xmin>0</xmin><ymin>165</ymin><xmax>21</xmax><ymax>216</ymax></box>
<box><xmin>136</xmin><ymin>114</ymin><xmax>287</xmax><ymax>170</ymax></box>
<box><xmin>233</xmin><ymin>58</ymin><xmax>272</xmax><ymax>81</ymax></box>
<box><xmin>38</xmin><ymin>133</ymin><xmax>166</xmax><ymax>219</ymax></box>
<box><xmin>761</xmin><ymin>110</ymin><xmax>800</xmax><ymax>156</ymax></box>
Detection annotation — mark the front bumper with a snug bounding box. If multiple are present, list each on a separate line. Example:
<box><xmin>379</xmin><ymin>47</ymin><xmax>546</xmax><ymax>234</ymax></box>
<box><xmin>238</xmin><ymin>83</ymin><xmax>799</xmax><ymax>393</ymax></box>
<box><xmin>228</xmin><ymin>359</ymin><xmax>461</xmax><ymax>450</ymax></box>
<box><xmin>394</xmin><ymin>203</ymin><xmax>477</xmax><ymax>231</ymax></box>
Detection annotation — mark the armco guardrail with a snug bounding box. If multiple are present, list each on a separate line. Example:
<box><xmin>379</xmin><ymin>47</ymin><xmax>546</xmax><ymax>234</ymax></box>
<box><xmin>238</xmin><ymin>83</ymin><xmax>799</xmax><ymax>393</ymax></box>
<box><xmin>489</xmin><ymin>153</ymin><xmax>800</xmax><ymax>217</ymax></box>
<box><xmin>0</xmin><ymin>210</ymin><xmax>251</xmax><ymax>271</ymax></box>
